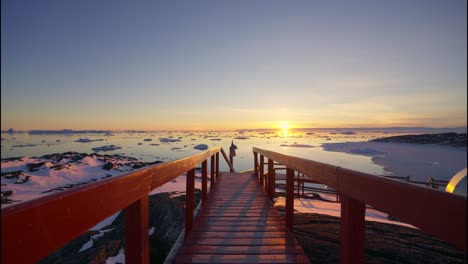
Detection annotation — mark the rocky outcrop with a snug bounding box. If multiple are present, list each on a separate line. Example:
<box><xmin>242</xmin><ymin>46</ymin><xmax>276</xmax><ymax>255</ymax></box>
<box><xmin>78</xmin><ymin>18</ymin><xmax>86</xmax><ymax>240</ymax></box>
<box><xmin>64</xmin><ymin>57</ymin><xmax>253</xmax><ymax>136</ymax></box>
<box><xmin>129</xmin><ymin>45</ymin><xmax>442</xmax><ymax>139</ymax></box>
<box><xmin>39</xmin><ymin>191</ymin><xmax>200</xmax><ymax>264</ymax></box>
<box><xmin>371</xmin><ymin>133</ymin><xmax>467</xmax><ymax>147</ymax></box>
<box><xmin>293</xmin><ymin>213</ymin><xmax>467</xmax><ymax>263</ymax></box>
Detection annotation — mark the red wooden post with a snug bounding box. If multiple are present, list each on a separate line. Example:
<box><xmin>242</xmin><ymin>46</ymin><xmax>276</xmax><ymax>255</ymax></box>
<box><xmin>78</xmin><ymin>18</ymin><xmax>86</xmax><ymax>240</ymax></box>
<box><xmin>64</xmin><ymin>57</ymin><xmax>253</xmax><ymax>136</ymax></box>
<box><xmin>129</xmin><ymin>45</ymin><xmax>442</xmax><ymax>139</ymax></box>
<box><xmin>340</xmin><ymin>194</ymin><xmax>366</xmax><ymax>264</ymax></box>
<box><xmin>215</xmin><ymin>153</ymin><xmax>219</xmax><ymax>179</ymax></box>
<box><xmin>210</xmin><ymin>155</ymin><xmax>215</xmax><ymax>188</ymax></box>
<box><xmin>285</xmin><ymin>168</ymin><xmax>294</xmax><ymax>230</ymax></box>
<box><xmin>254</xmin><ymin>152</ymin><xmax>258</xmax><ymax>180</ymax></box>
<box><xmin>267</xmin><ymin>159</ymin><xmax>275</xmax><ymax>200</ymax></box>
<box><xmin>201</xmin><ymin>160</ymin><xmax>208</xmax><ymax>205</ymax></box>
<box><xmin>296</xmin><ymin>173</ymin><xmax>300</xmax><ymax>198</ymax></box>
<box><xmin>259</xmin><ymin>155</ymin><xmax>264</xmax><ymax>185</ymax></box>
<box><xmin>185</xmin><ymin>168</ymin><xmax>195</xmax><ymax>239</ymax></box>
<box><xmin>124</xmin><ymin>195</ymin><xmax>149</xmax><ymax>264</ymax></box>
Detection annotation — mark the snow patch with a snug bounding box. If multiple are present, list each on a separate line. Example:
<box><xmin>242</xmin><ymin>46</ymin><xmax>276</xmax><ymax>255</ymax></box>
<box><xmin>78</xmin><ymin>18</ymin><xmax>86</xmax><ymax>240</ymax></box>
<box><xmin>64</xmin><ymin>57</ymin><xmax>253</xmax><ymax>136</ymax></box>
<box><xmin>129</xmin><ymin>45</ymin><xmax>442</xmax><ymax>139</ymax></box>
<box><xmin>105</xmin><ymin>248</ymin><xmax>125</xmax><ymax>264</ymax></box>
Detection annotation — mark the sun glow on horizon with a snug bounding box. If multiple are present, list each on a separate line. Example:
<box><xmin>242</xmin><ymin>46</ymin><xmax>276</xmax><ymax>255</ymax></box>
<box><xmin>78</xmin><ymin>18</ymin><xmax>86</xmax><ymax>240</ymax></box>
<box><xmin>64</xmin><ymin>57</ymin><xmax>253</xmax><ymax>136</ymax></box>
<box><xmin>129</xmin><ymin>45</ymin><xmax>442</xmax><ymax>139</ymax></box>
<box><xmin>279</xmin><ymin>122</ymin><xmax>291</xmax><ymax>137</ymax></box>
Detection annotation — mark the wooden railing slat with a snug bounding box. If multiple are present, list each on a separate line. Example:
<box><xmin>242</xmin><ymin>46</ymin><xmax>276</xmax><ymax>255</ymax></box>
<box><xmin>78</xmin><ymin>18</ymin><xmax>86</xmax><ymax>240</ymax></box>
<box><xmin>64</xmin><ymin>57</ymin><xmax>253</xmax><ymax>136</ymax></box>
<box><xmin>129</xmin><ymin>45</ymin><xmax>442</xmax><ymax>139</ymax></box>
<box><xmin>1</xmin><ymin>169</ymin><xmax>152</xmax><ymax>264</ymax></box>
<box><xmin>338</xmin><ymin>167</ymin><xmax>467</xmax><ymax>251</ymax></box>
<box><xmin>254</xmin><ymin>151</ymin><xmax>259</xmax><ymax>180</ymax></box>
<box><xmin>1</xmin><ymin>147</ymin><xmax>230</xmax><ymax>264</ymax></box>
<box><xmin>220</xmin><ymin>148</ymin><xmax>235</xmax><ymax>172</ymax></box>
<box><xmin>268</xmin><ymin>159</ymin><xmax>275</xmax><ymax>200</ymax></box>
<box><xmin>285</xmin><ymin>168</ymin><xmax>295</xmax><ymax>230</ymax></box>
<box><xmin>259</xmin><ymin>155</ymin><xmax>264</xmax><ymax>186</ymax></box>
<box><xmin>124</xmin><ymin>195</ymin><xmax>150</xmax><ymax>264</ymax></box>
<box><xmin>150</xmin><ymin>147</ymin><xmax>221</xmax><ymax>189</ymax></box>
<box><xmin>253</xmin><ymin>147</ymin><xmax>467</xmax><ymax>252</ymax></box>
<box><xmin>185</xmin><ymin>168</ymin><xmax>196</xmax><ymax>239</ymax></box>
<box><xmin>215</xmin><ymin>153</ymin><xmax>219</xmax><ymax>179</ymax></box>
<box><xmin>201</xmin><ymin>160</ymin><xmax>208</xmax><ymax>204</ymax></box>
<box><xmin>253</xmin><ymin>147</ymin><xmax>338</xmax><ymax>188</ymax></box>
<box><xmin>340</xmin><ymin>195</ymin><xmax>365</xmax><ymax>264</ymax></box>
<box><xmin>210</xmin><ymin>155</ymin><xmax>215</xmax><ymax>188</ymax></box>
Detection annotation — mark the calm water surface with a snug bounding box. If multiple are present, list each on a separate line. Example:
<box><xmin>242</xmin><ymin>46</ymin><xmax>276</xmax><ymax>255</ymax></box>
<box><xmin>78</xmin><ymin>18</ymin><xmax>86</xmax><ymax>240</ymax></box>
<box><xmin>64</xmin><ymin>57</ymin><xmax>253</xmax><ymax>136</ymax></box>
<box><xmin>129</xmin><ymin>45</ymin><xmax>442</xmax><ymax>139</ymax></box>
<box><xmin>0</xmin><ymin>129</ymin><xmax>452</xmax><ymax>176</ymax></box>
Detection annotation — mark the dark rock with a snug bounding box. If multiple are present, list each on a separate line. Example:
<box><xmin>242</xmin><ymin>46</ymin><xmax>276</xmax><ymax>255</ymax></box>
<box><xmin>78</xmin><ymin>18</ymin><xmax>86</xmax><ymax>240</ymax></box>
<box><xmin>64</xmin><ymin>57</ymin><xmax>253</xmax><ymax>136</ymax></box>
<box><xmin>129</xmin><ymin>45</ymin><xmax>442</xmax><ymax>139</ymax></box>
<box><xmin>50</xmin><ymin>164</ymin><xmax>65</xmax><ymax>170</ymax></box>
<box><xmin>292</xmin><ymin>213</ymin><xmax>467</xmax><ymax>263</ymax></box>
<box><xmin>1</xmin><ymin>190</ymin><xmax>13</xmax><ymax>197</ymax></box>
<box><xmin>14</xmin><ymin>176</ymin><xmax>31</xmax><ymax>184</ymax></box>
<box><xmin>38</xmin><ymin>191</ymin><xmax>201</xmax><ymax>264</ymax></box>
<box><xmin>27</xmin><ymin>162</ymin><xmax>46</xmax><ymax>172</ymax></box>
<box><xmin>1</xmin><ymin>157</ymin><xmax>23</xmax><ymax>162</ymax></box>
<box><xmin>132</xmin><ymin>162</ymin><xmax>147</xmax><ymax>169</ymax></box>
<box><xmin>1</xmin><ymin>171</ymin><xmax>24</xmax><ymax>179</ymax></box>
<box><xmin>372</xmin><ymin>133</ymin><xmax>467</xmax><ymax>147</ymax></box>
<box><xmin>102</xmin><ymin>162</ymin><xmax>115</xmax><ymax>170</ymax></box>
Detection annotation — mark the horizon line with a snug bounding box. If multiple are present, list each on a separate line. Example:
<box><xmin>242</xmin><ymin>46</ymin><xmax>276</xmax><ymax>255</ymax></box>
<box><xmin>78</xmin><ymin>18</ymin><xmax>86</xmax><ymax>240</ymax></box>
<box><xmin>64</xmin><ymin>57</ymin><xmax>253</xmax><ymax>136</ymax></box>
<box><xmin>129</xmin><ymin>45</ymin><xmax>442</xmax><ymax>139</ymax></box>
<box><xmin>2</xmin><ymin>126</ymin><xmax>467</xmax><ymax>133</ymax></box>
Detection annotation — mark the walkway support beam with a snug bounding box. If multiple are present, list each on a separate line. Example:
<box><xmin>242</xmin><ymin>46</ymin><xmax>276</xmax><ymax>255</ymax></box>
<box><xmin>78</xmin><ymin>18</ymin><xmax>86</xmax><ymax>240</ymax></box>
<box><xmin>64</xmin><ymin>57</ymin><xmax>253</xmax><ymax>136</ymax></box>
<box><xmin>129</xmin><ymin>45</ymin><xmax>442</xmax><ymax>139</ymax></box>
<box><xmin>285</xmin><ymin>168</ymin><xmax>295</xmax><ymax>230</ymax></box>
<box><xmin>185</xmin><ymin>168</ymin><xmax>195</xmax><ymax>239</ymax></box>
<box><xmin>268</xmin><ymin>159</ymin><xmax>275</xmax><ymax>200</ymax></box>
<box><xmin>201</xmin><ymin>160</ymin><xmax>208</xmax><ymax>204</ymax></box>
<box><xmin>124</xmin><ymin>195</ymin><xmax>149</xmax><ymax>264</ymax></box>
<box><xmin>340</xmin><ymin>195</ymin><xmax>366</xmax><ymax>264</ymax></box>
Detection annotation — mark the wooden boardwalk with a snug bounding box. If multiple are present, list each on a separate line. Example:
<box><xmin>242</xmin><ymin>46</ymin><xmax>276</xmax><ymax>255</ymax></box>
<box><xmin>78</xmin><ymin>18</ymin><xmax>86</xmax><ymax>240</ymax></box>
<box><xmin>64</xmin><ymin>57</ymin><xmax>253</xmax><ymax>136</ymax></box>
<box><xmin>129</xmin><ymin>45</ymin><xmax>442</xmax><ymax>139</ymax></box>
<box><xmin>175</xmin><ymin>172</ymin><xmax>310</xmax><ymax>263</ymax></box>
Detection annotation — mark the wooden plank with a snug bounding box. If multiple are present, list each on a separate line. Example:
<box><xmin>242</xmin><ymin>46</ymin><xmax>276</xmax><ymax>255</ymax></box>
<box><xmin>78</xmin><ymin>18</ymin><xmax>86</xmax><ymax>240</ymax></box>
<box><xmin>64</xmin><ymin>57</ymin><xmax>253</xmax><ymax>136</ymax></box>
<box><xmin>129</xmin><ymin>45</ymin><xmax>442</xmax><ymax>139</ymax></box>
<box><xmin>190</xmin><ymin>225</ymin><xmax>290</xmax><ymax>233</ymax></box>
<box><xmin>189</xmin><ymin>231</ymin><xmax>292</xmax><ymax>239</ymax></box>
<box><xmin>199</xmin><ymin>207</ymin><xmax>280</xmax><ymax>213</ymax></box>
<box><xmin>175</xmin><ymin>253</ymin><xmax>310</xmax><ymax>263</ymax></box>
<box><xmin>124</xmin><ymin>195</ymin><xmax>149</xmax><ymax>264</ymax></box>
<box><xmin>175</xmin><ymin>172</ymin><xmax>309</xmax><ymax>263</ymax></box>
<box><xmin>198</xmin><ymin>215</ymin><xmax>283</xmax><ymax>220</ymax></box>
<box><xmin>184</xmin><ymin>237</ymin><xmax>299</xmax><ymax>246</ymax></box>
<box><xmin>204</xmin><ymin>204</ymin><xmax>276</xmax><ymax>209</ymax></box>
<box><xmin>180</xmin><ymin>245</ymin><xmax>306</xmax><ymax>254</ymax></box>
<box><xmin>199</xmin><ymin>213</ymin><xmax>284</xmax><ymax>218</ymax></box>
<box><xmin>194</xmin><ymin>221</ymin><xmax>286</xmax><ymax>227</ymax></box>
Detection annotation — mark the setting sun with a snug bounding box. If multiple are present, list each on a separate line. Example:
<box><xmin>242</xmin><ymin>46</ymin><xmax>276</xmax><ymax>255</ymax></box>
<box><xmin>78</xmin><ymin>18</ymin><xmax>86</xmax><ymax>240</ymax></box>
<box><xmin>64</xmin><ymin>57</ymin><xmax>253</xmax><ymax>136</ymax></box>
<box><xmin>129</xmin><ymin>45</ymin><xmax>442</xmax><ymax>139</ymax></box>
<box><xmin>279</xmin><ymin>122</ymin><xmax>290</xmax><ymax>130</ymax></box>
<box><xmin>279</xmin><ymin>122</ymin><xmax>290</xmax><ymax>137</ymax></box>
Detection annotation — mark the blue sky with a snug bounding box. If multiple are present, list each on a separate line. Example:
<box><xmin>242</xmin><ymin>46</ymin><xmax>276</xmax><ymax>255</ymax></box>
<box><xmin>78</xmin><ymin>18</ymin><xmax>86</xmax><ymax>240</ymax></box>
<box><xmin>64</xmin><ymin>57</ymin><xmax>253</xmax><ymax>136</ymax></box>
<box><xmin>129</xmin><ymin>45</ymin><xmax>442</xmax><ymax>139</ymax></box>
<box><xmin>1</xmin><ymin>0</ymin><xmax>466</xmax><ymax>130</ymax></box>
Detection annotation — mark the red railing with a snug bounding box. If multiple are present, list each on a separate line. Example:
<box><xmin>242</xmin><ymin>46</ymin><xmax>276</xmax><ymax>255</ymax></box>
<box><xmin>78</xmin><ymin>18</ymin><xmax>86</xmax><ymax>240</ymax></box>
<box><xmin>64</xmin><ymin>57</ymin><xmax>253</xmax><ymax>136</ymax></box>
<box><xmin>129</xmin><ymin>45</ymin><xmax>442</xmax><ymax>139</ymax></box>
<box><xmin>1</xmin><ymin>147</ymin><xmax>234</xmax><ymax>264</ymax></box>
<box><xmin>253</xmin><ymin>147</ymin><xmax>467</xmax><ymax>264</ymax></box>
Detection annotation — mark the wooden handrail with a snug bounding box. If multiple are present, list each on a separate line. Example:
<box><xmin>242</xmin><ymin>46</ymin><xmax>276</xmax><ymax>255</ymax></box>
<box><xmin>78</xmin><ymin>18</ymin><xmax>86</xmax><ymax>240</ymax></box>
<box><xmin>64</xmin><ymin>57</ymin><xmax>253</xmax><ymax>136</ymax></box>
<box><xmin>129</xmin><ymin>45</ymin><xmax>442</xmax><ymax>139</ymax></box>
<box><xmin>1</xmin><ymin>147</ymin><xmax>232</xmax><ymax>264</ymax></box>
<box><xmin>253</xmin><ymin>147</ymin><xmax>467</xmax><ymax>261</ymax></box>
<box><xmin>220</xmin><ymin>148</ymin><xmax>235</xmax><ymax>172</ymax></box>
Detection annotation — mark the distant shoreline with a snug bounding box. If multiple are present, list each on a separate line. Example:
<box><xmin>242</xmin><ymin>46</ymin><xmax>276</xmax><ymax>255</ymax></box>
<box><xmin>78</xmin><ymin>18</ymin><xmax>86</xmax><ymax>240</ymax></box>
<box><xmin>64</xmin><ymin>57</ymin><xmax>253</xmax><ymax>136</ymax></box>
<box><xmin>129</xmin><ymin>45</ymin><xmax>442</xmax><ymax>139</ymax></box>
<box><xmin>1</xmin><ymin>127</ymin><xmax>467</xmax><ymax>134</ymax></box>
<box><xmin>371</xmin><ymin>132</ymin><xmax>467</xmax><ymax>147</ymax></box>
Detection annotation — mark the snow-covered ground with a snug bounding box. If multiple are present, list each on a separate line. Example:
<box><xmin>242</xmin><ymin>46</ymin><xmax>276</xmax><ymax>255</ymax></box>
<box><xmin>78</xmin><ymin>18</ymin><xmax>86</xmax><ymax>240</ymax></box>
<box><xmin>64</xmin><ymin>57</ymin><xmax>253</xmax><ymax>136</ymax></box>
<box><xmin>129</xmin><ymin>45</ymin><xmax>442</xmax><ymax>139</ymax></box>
<box><xmin>322</xmin><ymin>141</ymin><xmax>467</xmax><ymax>181</ymax></box>
<box><xmin>274</xmin><ymin>195</ymin><xmax>414</xmax><ymax>228</ymax></box>
<box><xmin>2</xmin><ymin>141</ymin><xmax>465</xmax><ymax>263</ymax></box>
<box><xmin>1</xmin><ymin>153</ymin><xmax>144</xmax><ymax>208</ymax></box>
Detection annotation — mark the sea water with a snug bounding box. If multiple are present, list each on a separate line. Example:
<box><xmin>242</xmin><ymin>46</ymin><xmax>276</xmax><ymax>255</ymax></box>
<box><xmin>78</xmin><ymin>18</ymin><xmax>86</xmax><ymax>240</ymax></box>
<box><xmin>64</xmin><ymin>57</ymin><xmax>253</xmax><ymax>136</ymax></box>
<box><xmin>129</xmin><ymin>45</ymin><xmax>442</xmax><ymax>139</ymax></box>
<box><xmin>2</xmin><ymin>128</ymin><xmax>462</xmax><ymax>177</ymax></box>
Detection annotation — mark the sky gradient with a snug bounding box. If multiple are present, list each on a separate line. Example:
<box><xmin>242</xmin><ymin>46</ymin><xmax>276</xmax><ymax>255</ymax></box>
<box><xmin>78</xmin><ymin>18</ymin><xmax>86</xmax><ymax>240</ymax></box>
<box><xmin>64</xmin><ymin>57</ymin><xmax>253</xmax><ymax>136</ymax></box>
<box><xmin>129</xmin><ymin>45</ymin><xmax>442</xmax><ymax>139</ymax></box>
<box><xmin>2</xmin><ymin>0</ymin><xmax>467</xmax><ymax>130</ymax></box>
